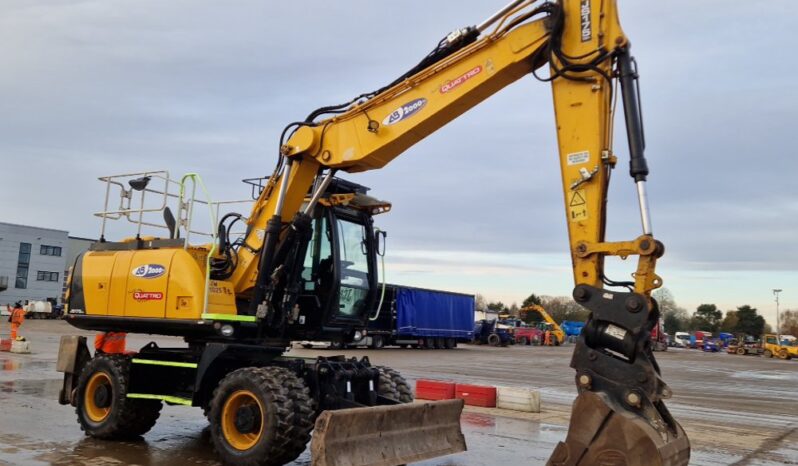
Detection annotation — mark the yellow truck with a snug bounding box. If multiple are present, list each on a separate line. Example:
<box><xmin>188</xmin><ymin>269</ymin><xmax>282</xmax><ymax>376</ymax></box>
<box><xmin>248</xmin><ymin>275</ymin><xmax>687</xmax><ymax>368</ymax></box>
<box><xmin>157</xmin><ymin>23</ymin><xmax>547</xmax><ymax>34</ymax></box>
<box><xmin>762</xmin><ymin>334</ymin><xmax>798</xmax><ymax>360</ymax></box>
<box><xmin>519</xmin><ymin>305</ymin><xmax>565</xmax><ymax>346</ymax></box>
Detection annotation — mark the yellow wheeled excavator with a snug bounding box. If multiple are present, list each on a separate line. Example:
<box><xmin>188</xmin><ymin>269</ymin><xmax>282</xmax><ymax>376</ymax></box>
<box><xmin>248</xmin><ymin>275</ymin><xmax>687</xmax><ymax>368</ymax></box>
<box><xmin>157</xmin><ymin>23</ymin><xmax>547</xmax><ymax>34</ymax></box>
<box><xmin>57</xmin><ymin>1</ymin><xmax>690</xmax><ymax>465</ymax></box>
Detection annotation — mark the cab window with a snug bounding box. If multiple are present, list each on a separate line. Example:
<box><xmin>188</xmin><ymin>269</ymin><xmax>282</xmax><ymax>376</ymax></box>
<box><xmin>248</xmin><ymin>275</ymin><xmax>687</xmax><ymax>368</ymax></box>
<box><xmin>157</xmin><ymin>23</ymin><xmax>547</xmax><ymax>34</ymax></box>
<box><xmin>336</xmin><ymin>218</ymin><xmax>370</xmax><ymax>318</ymax></box>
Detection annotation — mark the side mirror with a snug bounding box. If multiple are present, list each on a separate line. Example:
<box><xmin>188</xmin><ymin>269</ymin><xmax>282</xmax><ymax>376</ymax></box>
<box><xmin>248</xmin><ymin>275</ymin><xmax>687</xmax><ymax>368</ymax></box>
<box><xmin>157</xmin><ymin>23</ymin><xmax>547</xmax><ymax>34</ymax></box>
<box><xmin>375</xmin><ymin>229</ymin><xmax>387</xmax><ymax>257</ymax></box>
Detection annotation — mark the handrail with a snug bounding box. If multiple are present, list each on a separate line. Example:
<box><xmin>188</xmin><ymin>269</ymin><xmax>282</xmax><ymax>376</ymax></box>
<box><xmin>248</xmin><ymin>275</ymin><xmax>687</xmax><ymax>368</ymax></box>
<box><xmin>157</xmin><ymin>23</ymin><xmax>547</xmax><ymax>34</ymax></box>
<box><xmin>179</xmin><ymin>173</ymin><xmax>218</xmax><ymax>313</ymax></box>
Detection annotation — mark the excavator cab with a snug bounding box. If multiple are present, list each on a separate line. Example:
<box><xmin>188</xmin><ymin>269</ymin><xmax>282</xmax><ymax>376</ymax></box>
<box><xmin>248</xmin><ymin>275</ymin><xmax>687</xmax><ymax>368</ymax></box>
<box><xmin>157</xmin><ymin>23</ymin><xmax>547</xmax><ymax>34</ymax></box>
<box><xmin>288</xmin><ymin>178</ymin><xmax>387</xmax><ymax>343</ymax></box>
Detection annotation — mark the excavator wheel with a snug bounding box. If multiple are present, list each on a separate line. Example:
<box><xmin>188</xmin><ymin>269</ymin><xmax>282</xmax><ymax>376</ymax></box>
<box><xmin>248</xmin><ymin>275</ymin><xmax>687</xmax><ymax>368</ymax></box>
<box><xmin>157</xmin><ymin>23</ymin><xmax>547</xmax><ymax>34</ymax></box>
<box><xmin>209</xmin><ymin>366</ymin><xmax>314</xmax><ymax>466</ymax></box>
<box><xmin>75</xmin><ymin>355</ymin><xmax>162</xmax><ymax>439</ymax></box>
<box><xmin>267</xmin><ymin>367</ymin><xmax>316</xmax><ymax>466</ymax></box>
<box><xmin>376</xmin><ymin>366</ymin><xmax>414</xmax><ymax>403</ymax></box>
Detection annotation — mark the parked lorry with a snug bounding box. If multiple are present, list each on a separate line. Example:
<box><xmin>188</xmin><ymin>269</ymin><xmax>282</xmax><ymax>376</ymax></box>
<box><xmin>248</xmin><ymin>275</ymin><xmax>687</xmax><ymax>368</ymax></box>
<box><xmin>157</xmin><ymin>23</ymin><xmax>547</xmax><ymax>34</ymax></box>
<box><xmin>348</xmin><ymin>284</ymin><xmax>475</xmax><ymax>349</ymax></box>
<box><xmin>651</xmin><ymin>318</ymin><xmax>668</xmax><ymax>352</ymax></box>
<box><xmin>690</xmin><ymin>331</ymin><xmax>712</xmax><ymax>349</ymax></box>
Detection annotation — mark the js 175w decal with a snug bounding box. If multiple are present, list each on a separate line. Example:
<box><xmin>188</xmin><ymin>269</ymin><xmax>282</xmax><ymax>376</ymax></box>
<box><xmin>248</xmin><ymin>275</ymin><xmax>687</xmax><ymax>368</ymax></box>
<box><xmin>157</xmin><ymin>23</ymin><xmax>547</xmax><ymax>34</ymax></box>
<box><xmin>382</xmin><ymin>98</ymin><xmax>427</xmax><ymax>126</ymax></box>
<box><xmin>131</xmin><ymin>264</ymin><xmax>166</xmax><ymax>279</ymax></box>
<box><xmin>580</xmin><ymin>0</ymin><xmax>592</xmax><ymax>42</ymax></box>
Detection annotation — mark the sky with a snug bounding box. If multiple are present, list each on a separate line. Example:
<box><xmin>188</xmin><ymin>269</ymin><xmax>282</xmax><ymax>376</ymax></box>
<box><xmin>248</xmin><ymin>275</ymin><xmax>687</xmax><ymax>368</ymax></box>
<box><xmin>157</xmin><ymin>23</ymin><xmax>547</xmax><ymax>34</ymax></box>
<box><xmin>0</xmin><ymin>0</ymin><xmax>796</xmax><ymax>326</ymax></box>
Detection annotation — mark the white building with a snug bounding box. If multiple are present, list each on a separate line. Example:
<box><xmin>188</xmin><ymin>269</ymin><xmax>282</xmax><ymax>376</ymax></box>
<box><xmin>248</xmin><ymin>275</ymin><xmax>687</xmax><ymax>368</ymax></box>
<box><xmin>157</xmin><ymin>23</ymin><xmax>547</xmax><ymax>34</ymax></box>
<box><xmin>0</xmin><ymin>222</ymin><xmax>68</xmax><ymax>307</ymax></box>
<box><xmin>0</xmin><ymin>222</ymin><xmax>94</xmax><ymax>308</ymax></box>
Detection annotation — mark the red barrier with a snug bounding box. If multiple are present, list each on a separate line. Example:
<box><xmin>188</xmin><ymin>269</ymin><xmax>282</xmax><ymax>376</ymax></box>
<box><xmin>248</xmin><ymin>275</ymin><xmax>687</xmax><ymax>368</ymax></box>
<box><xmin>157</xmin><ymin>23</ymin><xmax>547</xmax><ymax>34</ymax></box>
<box><xmin>455</xmin><ymin>383</ymin><xmax>497</xmax><ymax>407</ymax></box>
<box><xmin>415</xmin><ymin>379</ymin><xmax>456</xmax><ymax>400</ymax></box>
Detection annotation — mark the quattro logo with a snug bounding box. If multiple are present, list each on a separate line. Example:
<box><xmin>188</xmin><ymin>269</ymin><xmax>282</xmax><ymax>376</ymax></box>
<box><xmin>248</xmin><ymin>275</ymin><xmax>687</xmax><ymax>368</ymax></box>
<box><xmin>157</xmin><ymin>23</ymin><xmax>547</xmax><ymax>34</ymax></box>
<box><xmin>131</xmin><ymin>264</ymin><xmax>166</xmax><ymax>279</ymax></box>
<box><xmin>382</xmin><ymin>98</ymin><xmax>427</xmax><ymax>126</ymax></box>
<box><xmin>440</xmin><ymin>66</ymin><xmax>482</xmax><ymax>94</ymax></box>
<box><xmin>133</xmin><ymin>291</ymin><xmax>163</xmax><ymax>301</ymax></box>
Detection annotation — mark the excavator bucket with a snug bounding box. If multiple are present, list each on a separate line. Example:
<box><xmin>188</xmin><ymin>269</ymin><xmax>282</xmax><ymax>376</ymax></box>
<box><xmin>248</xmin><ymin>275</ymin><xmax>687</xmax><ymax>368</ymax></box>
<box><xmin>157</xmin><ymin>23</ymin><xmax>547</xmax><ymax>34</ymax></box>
<box><xmin>548</xmin><ymin>391</ymin><xmax>690</xmax><ymax>466</ymax></box>
<box><xmin>311</xmin><ymin>399</ymin><xmax>466</xmax><ymax>466</ymax></box>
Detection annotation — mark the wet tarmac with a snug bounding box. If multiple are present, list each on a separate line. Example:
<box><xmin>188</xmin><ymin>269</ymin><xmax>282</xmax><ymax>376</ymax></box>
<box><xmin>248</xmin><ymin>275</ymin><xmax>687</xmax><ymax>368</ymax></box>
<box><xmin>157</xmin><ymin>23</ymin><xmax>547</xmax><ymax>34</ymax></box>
<box><xmin>0</xmin><ymin>320</ymin><xmax>796</xmax><ymax>465</ymax></box>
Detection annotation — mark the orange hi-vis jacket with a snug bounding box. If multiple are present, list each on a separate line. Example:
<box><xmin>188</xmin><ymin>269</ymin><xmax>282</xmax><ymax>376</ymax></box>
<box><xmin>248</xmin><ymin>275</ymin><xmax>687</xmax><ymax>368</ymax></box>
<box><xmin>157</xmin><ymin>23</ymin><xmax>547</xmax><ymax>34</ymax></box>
<box><xmin>94</xmin><ymin>332</ymin><xmax>127</xmax><ymax>354</ymax></box>
<box><xmin>10</xmin><ymin>307</ymin><xmax>25</xmax><ymax>325</ymax></box>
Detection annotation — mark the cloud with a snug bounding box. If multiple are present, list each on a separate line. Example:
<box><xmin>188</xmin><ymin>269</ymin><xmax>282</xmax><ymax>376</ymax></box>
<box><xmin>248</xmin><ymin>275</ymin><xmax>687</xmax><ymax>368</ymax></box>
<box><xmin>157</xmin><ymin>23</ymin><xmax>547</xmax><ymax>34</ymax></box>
<box><xmin>0</xmin><ymin>0</ymin><xmax>796</xmax><ymax>317</ymax></box>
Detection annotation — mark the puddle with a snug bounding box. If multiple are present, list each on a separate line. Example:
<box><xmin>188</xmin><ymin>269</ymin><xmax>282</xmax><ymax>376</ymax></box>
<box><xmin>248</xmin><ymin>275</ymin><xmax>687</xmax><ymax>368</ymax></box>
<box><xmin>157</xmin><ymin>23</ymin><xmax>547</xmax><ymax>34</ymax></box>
<box><xmin>731</xmin><ymin>370</ymin><xmax>798</xmax><ymax>382</ymax></box>
<box><xmin>0</xmin><ymin>378</ymin><xmax>62</xmax><ymax>398</ymax></box>
<box><xmin>0</xmin><ymin>359</ymin><xmax>53</xmax><ymax>372</ymax></box>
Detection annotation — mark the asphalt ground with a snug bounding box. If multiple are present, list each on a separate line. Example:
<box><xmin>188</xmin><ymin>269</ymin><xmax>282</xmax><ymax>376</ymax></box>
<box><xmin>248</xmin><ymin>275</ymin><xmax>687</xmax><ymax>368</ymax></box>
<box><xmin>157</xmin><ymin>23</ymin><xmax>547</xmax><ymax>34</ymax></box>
<box><xmin>0</xmin><ymin>320</ymin><xmax>796</xmax><ymax>466</ymax></box>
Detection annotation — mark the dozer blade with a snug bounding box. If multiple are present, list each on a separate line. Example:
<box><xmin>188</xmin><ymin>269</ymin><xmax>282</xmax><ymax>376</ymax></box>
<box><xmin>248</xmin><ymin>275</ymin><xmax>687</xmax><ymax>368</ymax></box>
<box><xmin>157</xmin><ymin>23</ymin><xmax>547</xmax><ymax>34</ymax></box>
<box><xmin>311</xmin><ymin>399</ymin><xmax>466</xmax><ymax>466</ymax></box>
<box><xmin>548</xmin><ymin>392</ymin><xmax>690</xmax><ymax>466</ymax></box>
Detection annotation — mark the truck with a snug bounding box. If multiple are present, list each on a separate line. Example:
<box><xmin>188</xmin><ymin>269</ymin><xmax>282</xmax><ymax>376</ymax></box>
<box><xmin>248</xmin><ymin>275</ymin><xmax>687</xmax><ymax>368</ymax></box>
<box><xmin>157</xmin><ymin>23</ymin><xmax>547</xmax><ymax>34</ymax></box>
<box><xmin>24</xmin><ymin>300</ymin><xmax>57</xmax><ymax>319</ymax></box>
<box><xmin>672</xmin><ymin>332</ymin><xmax>690</xmax><ymax>348</ymax></box>
<box><xmin>354</xmin><ymin>284</ymin><xmax>475</xmax><ymax>349</ymax></box>
<box><xmin>651</xmin><ymin>318</ymin><xmax>668</xmax><ymax>351</ymax></box>
<box><xmin>499</xmin><ymin>317</ymin><xmax>542</xmax><ymax>345</ymax></box>
<box><xmin>519</xmin><ymin>305</ymin><xmax>565</xmax><ymax>345</ymax></box>
<box><xmin>762</xmin><ymin>334</ymin><xmax>798</xmax><ymax>360</ymax></box>
<box><xmin>726</xmin><ymin>335</ymin><xmax>764</xmax><ymax>356</ymax></box>
<box><xmin>690</xmin><ymin>331</ymin><xmax>712</xmax><ymax>349</ymax></box>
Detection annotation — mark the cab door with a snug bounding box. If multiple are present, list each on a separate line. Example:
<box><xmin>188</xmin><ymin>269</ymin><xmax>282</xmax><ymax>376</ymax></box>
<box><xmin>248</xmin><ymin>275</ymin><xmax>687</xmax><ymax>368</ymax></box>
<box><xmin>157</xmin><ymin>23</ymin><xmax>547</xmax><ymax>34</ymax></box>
<box><xmin>329</xmin><ymin>210</ymin><xmax>376</xmax><ymax>325</ymax></box>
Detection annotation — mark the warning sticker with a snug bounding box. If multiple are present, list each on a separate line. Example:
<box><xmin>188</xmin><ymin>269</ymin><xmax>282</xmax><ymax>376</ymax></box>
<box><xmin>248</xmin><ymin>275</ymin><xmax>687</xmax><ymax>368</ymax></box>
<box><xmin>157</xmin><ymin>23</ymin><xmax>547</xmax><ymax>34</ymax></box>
<box><xmin>605</xmin><ymin>324</ymin><xmax>627</xmax><ymax>341</ymax></box>
<box><xmin>568</xmin><ymin>189</ymin><xmax>588</xmax><ymax>222</ymax></box>
<box><xmin>567</xmin><ymin>151</ymin><xmax>590</xmax><ymax>165</ymax></box>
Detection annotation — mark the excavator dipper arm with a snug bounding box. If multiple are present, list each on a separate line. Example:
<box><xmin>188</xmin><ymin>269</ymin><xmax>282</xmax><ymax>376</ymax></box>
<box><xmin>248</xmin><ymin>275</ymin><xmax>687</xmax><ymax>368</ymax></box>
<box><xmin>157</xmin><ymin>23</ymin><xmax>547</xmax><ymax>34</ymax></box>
<box><xmin>234</xmin><ymin>1</ymin><xmax>690</xmax><ymax>464</ymax></box>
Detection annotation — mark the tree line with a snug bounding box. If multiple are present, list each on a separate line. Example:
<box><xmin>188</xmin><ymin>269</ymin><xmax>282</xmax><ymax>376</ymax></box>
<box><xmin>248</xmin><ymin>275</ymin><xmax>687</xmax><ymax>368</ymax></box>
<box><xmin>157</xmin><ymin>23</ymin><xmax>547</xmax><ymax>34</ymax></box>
<box><xmin>476</xmin><ymin>287</ymin><xmax>792</xmax><ymax>339</ymax></box>
<box><xmin>476</xmin><ymin>293</ymin><xmax>590</xmax><ymax>324</ymax></box>
<box><xmin>653</xmin><ymin>288</ymin><xmax>780</xmax><ymax>338</ymax></box>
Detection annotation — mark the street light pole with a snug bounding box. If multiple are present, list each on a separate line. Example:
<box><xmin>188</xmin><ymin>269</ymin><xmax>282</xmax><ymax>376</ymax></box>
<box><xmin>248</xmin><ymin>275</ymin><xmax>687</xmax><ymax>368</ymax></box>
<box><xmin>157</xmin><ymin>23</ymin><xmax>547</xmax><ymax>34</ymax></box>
<box><xmin>773</xmin><ymin>289</ymin><xmax>782</xmax><ymax>344</ymax></box>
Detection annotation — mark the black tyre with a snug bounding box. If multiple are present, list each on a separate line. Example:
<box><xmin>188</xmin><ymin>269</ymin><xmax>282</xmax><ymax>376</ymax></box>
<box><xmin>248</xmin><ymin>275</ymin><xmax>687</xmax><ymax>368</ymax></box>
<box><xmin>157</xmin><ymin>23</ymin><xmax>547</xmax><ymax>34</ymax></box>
<box><xmin>488</xmin><ymin>334</ymin><xmax>501</xmax><ymax>347</ymax></box>
<box><xmin>434</xmin><ymin>337</ymin><xmax>445</xmax><ymax>349</ymax></box>
<box><xmin>209</xmin><ymin>366</ymin><xmax>314</xmax><ymax>466</ymax></box>
<box><xmin>764</xmin><ymin>350</ymin><xmax>773</xmax><ymax>358</ymax></box>
<box><xmin>75</xmin><ymin>355</ymin><xmax>162</xmax><ymax>439</ymax></box>
<box><xmin>376</xmin><ymin>366</ymin><xmax>413</xmax><ymax>403</ymax></box>
<box><xmin>518</xmin><ymin>336</ymin><xmax>529</xmax><ymax>346</ymax></box>
<box><xmin>370</xmin><ymin>335</ymin><xmax>385</xmax><ymax>349</ymax></box>
<box><xmin>444</xmin><ymin>338</ymin><xmax>456</xmax><ymax>349</ymax></box>
<box><xmin>267</xmin><ymin>368</ymin><xmax>316</xmax><ymax>465</ymax></box>
<box><xmin>424</xmin><ymin>338</ymin><xmax>435</xmax><ymax>350</ymax></box>
<box><xmin>736</xmin><ymin>347</ymin><xmax>746</xmax><ymax>355</ymax></box>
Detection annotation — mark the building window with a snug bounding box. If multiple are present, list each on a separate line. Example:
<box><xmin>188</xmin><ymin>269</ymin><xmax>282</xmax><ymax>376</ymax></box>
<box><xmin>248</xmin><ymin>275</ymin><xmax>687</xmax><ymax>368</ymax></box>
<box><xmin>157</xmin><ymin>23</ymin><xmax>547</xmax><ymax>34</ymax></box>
<box><xmin>16</xmin><ymin>243</ymin><xmax>31</xmax><ymax>289</ymax></box>
<box><xmin>40</xmin><ymin>245</ymin><xmax>63</xmax><ymax>256</ymax></box>
<box><xmin>37</xmin><ymin>271</ymin><xmax>60</xmax><ymax>282</ymax></box>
